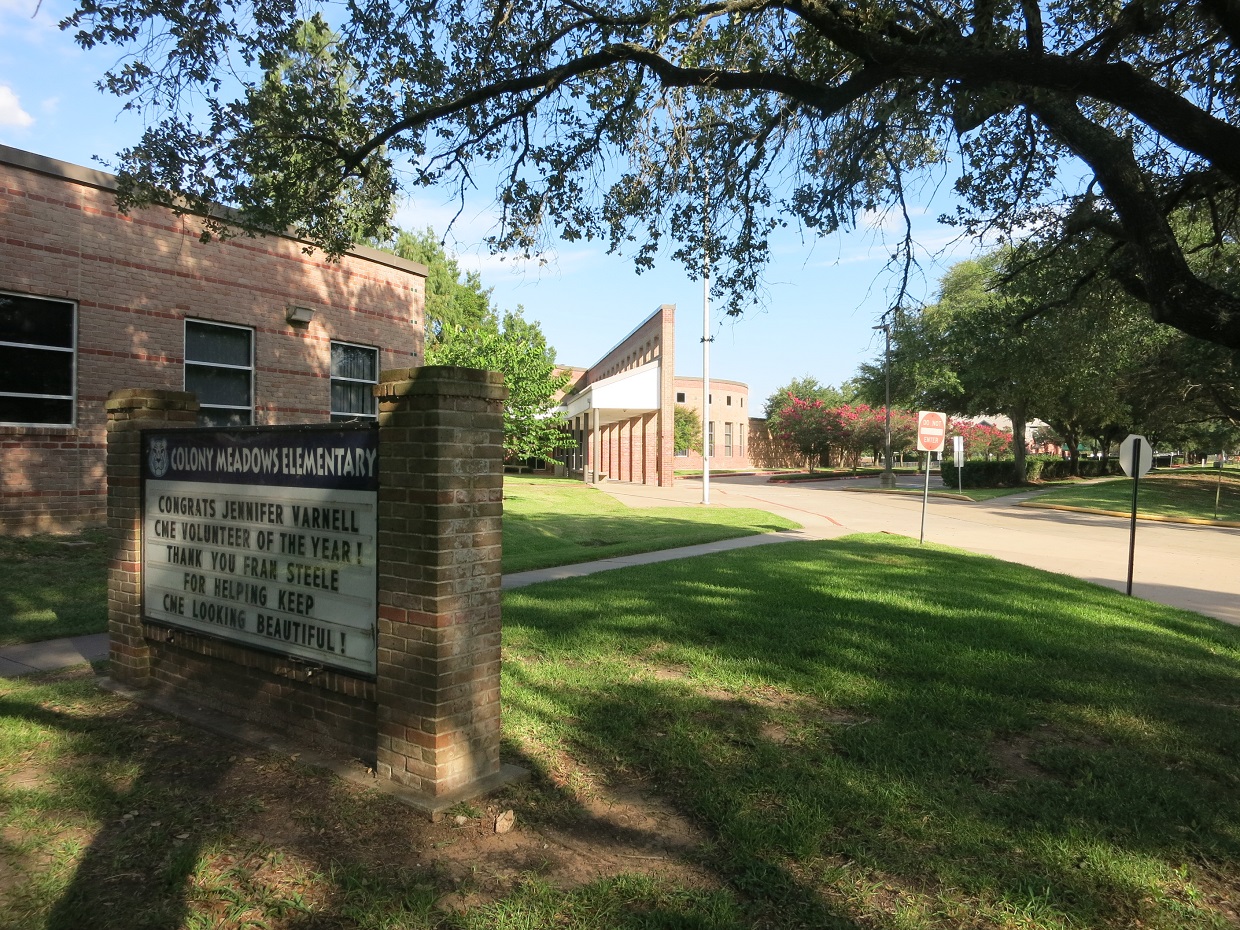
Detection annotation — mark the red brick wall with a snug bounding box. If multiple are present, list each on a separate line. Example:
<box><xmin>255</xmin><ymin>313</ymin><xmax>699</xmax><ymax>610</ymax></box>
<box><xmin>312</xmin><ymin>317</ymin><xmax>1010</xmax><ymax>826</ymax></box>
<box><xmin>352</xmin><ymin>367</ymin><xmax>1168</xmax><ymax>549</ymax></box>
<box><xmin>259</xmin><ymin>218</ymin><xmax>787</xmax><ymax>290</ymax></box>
<box><xmin>673</xmin><ymin>376</ymin><xmax>753</xmax><ymax>469</ymax></box>
<box><xmin>0</xmin><ymin>146</ymin><xmax>426</xmax><ymax>534</ymax></box>
<box><xmin>142</xmin><ymin>623</ymin><xmax>378</xmax><ymax>762</ymax></box>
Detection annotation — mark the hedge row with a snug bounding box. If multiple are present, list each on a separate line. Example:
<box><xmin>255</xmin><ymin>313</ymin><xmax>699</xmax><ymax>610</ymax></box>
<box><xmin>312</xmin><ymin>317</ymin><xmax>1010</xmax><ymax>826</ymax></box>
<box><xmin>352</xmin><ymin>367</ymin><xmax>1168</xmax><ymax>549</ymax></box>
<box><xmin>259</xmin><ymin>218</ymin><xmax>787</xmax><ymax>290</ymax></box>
<box><xmin>940</xmin><ymin>456</ymin><xmax>1124</xmax><ymax>488</ymax></box>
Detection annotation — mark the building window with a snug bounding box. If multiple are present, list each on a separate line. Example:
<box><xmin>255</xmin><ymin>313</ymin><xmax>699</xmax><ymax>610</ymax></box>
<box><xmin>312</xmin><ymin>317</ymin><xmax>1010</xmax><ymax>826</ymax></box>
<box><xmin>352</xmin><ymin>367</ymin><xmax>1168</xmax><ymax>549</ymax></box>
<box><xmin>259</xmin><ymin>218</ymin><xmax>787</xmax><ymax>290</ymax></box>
<box><xmin>330</xmin><ymin>341</ymin><xmax>379</xmax><ymax>421</ymax></box>
<box><xmin>724</xmin><ymin>422</ymin><xmax>733</xmax><ymax>456</ymax></box>
<box><xmin>676</xmin><ymin>392</ymin><xmax>686</xmax><ymax>403</ymax></box>
<box><xmin>185</xmin><ymin>320</ymin><xmax>253</xmax><ymax>427</ymax></box>
<box><xmin>739</xmin><ymin>423</ymin><xmax>746</xmax><ymax>457</ymax></box>
<box><xmin>708</xmin><ymin>421</ymin><xmax>715</xmax><ymax>458</ymax></box>
<box><xmin>0</xmin><ymin>292</ymin><xmax>76</xmax><ymax>426</ymax></box>
<box><xmin>727</xmin><ymin>395</ymin><xmax>732</xmax><ymax>406</ymax></box>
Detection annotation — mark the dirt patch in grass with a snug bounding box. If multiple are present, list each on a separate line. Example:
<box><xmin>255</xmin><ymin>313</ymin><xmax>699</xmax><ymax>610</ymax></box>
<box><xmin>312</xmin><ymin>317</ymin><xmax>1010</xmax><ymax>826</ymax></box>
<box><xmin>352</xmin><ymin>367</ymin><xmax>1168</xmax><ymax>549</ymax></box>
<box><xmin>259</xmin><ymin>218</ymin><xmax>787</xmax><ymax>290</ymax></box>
<box><xmin>989</xmin><ymin>733</ymin><xmax>1048</xmax><ymax>783</ymax></box>
<box><xmin>0</xmin><ymin>671</ymin><xmax>716</xmax><ymax>927</ymax></box>
<box><xmin>989</xmin><ymin>726</ymin><xmax>1114</xmax><ymax>787</ymax></box>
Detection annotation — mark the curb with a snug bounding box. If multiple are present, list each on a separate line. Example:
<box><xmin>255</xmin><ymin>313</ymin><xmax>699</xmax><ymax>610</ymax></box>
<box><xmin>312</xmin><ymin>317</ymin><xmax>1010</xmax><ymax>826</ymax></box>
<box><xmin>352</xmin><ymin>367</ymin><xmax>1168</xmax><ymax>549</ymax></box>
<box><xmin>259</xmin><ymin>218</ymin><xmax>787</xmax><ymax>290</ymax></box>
<box><xmin>1017</xmin><ymin>500</ymin><xmax>1240</xmax><ymax>528</ymax></box>
<box><xmin>841</xmin><ymin>487</ymin><xmax>974</xmax><ymax>502</ymax></box>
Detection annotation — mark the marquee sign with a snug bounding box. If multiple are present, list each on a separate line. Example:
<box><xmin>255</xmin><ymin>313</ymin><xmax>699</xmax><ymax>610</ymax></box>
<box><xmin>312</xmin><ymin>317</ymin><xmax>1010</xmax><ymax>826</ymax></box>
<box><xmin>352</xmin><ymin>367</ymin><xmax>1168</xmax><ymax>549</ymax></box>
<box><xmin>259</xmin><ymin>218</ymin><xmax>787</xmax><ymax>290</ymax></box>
<box><xmin>141</xmin><ymin>426</ymin><xmax>379</xmax><ymax>676</ymax></box>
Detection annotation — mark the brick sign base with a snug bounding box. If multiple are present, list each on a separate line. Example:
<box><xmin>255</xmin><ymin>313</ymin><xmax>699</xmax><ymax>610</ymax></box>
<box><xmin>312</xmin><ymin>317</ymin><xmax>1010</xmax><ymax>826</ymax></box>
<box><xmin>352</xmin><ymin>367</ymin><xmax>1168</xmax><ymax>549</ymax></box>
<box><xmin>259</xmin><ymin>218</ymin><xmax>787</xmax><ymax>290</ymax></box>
<box><xmin>101</xmin><ymin>368</ymin><xmax>524</xmax><ymax>817</ymax></box>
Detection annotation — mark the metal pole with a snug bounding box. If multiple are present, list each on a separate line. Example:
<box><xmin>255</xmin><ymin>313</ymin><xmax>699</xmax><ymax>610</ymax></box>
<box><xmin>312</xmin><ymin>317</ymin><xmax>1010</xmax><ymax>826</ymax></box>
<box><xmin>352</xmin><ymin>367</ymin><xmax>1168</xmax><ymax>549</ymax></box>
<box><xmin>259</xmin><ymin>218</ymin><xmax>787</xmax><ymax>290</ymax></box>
<box><xmin>884</xmin><ymin>324</ymin><xmax>892</xmax><ymax>477</ymax></box>
<box><xmin>920</xmin><ymin>452</ymin><xmax>932</xmax><ymax>543</ymax></box>
<box><xmin>1126</xmin><ymin>438</ymin><xmax>1141</xmax><ymax>596</ymax></box>
<box><xmin>874</xmin><ymin>320</ymin><xmax>894</xmax><ymax>488</ymax></box>
<box><xmin>701</xmin><ymin>176</ymin><xmax>711</xmax><ymax>506</ymax></box>
<box><xmin>1216</xmin><ymin>452</ymin><xmax>1224</xmax><ymax>520</ymax></box>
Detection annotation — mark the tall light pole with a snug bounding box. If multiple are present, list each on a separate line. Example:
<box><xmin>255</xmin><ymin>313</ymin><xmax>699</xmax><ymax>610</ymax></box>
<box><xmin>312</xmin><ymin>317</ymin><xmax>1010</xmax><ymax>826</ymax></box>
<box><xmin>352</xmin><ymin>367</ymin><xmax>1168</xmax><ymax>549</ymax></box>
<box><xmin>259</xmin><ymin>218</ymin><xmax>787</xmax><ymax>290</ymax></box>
<box><xmin>701</xmin><ymin>169</ymin><xmax>713</xmax><ymax>505</ymax></box>
<box><xmin>702</xmin><ymin>257</ymin><xmax>712</xmax><ymax>505</ymax></box>
<box><xmin>873</xmin><ymin>317</ymin><xmax>894</xmax><ymax>488</ymax></box>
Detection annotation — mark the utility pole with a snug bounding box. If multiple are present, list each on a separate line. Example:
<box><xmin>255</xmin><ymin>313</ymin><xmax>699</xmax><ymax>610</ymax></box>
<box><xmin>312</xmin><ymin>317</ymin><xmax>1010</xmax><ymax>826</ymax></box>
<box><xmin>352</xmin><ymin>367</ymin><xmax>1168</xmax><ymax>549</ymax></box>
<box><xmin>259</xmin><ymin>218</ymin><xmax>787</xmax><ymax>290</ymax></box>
<box><xmin>701</xmin><ymin>169</ymin><xmax>713</xmax><ymax>505</ymax></box>
<box><xmin>873</xmin><ymin>314</ymin><xmax>894</xmax><ymax>488</ymax></box>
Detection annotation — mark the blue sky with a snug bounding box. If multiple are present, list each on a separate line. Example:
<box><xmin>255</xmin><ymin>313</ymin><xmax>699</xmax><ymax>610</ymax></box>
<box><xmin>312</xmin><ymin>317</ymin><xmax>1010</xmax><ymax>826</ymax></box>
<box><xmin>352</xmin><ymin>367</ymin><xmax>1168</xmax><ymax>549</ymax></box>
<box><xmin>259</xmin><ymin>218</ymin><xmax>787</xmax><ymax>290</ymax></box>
<box><xmin>0</xmin><ymin>0</ymin><xmax>990</xmax><ymax>410</ymax></box>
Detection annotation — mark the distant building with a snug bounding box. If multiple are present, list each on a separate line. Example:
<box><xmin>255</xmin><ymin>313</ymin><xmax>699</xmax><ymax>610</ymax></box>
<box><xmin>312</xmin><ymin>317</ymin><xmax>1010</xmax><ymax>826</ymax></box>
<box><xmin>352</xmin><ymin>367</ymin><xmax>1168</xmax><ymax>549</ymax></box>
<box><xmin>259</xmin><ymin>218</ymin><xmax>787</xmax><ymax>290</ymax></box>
<box><xmin>0</xmin><ymin>144</ymin><xmax>427</xmax><ymax>533</ymax></box>
<box><xmin>553</xmin><ymin>305</ymin><xmax>754</xmax><ymax>485</ymax></box>
<box><xmin>556</xmin><ymin>306</ymin><xmax>677</xmax><ymax>486</ymax></box>
<box><xmin>671</xmin><ymin>377</ymin><xmax>751</xmax><ymax>471</ymax></box>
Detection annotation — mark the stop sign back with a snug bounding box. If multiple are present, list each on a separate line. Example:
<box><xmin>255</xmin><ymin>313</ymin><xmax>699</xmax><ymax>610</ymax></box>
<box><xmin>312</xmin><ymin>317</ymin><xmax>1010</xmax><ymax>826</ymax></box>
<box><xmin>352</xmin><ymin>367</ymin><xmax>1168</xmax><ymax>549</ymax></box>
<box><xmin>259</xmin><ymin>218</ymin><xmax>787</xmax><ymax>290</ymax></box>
<box><xmin>917</xmin><ymin>411</ymin><xmax>947</xmax><ymax>452</ymax></box>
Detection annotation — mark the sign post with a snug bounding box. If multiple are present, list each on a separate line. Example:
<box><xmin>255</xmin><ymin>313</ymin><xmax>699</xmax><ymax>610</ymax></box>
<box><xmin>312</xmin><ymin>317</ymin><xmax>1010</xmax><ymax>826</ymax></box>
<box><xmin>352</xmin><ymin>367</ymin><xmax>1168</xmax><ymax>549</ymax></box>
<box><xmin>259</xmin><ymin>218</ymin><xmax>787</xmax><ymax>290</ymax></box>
<box><xmin>953</xmin><ymin>435</ymin><xmax>964</xmax><ymax>495</ymax></box>
<box><xmin>917</xmin><ymin>411</ymin><xmax>946</xmax><ymax>544</ymax></box>
<box><xmin>1216</xmin><ymin>453</ymin><xmax>1226</xmax><ymax>520</ymax></box>
<box><xmin>1118</xmin><ymin>433</ymin><xmax>1152</xmax><ymax>596</ymax></box>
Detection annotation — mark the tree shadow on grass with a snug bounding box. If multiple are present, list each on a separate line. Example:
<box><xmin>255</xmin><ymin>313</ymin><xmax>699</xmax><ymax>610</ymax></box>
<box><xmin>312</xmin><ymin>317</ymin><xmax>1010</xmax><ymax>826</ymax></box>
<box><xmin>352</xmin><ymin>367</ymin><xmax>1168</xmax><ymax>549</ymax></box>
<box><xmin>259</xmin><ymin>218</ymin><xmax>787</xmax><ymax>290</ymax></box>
<box><xmin>6</xmin><ymin>533</ymin><xmax>1240</xmax><ymax>927</ymax></box>
<box><xmin>500</xmin><ymin>535</ymin><xmax>1240</xmax><ymax>925</ymax></box>
<box><xmin>1</xmin><ymin>663</ymin><xmax>861</xmax><ymax>929</ymax></box>
<box><xmin>0</xmin><ymin>675</ymin><xmax>230</xmax><ymax>929</ymax></box>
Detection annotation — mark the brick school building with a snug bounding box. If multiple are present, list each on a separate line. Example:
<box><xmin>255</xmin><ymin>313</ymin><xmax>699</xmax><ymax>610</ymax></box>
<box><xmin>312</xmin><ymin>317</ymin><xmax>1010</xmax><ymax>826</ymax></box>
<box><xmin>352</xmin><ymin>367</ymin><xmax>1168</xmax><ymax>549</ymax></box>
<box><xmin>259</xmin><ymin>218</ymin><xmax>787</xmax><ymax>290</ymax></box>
<box><xmin>0</xmin><ymin>145</ymin><xmax>427</xmax><ymax>533</ymax></box>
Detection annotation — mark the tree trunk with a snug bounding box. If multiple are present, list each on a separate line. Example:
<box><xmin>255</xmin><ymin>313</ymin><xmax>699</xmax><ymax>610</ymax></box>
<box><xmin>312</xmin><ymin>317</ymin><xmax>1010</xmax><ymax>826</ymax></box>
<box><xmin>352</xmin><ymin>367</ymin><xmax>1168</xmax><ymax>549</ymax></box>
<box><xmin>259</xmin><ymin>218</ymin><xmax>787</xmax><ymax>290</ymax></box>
<box><xmin>1010</xmin><ymin>404</ymin><xmax>1029</xmax><ymax>485</ymax></box>
<box><xmin>1067</xmin><ymin>432</ymin><xmax>1081</xmax><ymax>476</ymax></box>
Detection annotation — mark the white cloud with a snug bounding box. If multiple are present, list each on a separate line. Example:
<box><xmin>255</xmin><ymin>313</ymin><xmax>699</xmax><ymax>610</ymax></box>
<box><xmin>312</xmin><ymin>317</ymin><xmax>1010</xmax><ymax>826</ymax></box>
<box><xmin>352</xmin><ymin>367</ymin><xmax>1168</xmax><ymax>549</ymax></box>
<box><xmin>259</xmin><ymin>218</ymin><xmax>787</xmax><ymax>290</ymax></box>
<box><xmin>391</xmin><ymin>195</ymin><xmax>502</xmax><ymax>247</ymax></box>
<box><xmin>0</xmin><ymin>85</ymin><xmax>33</xmax><ymax>127</ymax></box>
<box><xmin>392</xmin><ymin>190</ymin><xmax>607</xmax><ymax>282</ymax></box>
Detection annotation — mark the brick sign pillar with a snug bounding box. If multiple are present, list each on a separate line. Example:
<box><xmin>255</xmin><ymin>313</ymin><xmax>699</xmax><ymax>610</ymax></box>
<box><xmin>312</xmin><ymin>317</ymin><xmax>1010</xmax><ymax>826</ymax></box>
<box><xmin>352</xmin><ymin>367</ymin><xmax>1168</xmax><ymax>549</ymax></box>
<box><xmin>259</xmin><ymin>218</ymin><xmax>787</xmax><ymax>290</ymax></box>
<box><xmin>105</xmin><ymin>389</ymin><xmax>199</xmax><ymax>686</ymax></box>
<box><xmin>374</xmin><ymin>366</ymin><xmax>510</xmax><ymax>800</ymax></box>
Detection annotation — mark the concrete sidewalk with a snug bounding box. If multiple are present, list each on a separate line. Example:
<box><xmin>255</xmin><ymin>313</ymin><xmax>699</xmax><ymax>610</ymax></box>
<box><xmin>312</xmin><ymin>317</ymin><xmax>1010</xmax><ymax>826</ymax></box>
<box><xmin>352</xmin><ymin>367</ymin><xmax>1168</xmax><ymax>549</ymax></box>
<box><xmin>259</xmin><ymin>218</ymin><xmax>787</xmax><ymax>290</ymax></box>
<box><xmin>502</xmin><ymin>525</ymin><xmax>823</xmax><ymax>589</ymax></box>
<box><xmin>0</xmin><ymin>633</ymin><xmax>108</xmax><ymax>678</ymax></box>
<box><xmin>1</xmin><ymin>526</ymin><xmax>822</xmax><ymax>679</ymax></box>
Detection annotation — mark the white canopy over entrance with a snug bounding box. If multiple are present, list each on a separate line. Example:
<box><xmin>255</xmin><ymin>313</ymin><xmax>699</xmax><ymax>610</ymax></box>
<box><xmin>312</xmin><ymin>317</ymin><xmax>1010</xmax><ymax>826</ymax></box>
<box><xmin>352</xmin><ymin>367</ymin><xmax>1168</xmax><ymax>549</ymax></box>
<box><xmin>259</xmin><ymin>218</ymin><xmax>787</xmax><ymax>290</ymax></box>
<box><xmin>557</xmin><ymin>361</ymin><xmax>660</xmax><ymax>426</ymax></box>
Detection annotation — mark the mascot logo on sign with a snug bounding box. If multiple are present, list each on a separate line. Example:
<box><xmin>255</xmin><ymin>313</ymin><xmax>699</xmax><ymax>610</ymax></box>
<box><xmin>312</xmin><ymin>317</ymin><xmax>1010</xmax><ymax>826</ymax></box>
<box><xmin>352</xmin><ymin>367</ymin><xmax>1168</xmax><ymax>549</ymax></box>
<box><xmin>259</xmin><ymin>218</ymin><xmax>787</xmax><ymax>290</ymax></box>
<box><xmin>148</xmin><ymin>438</ymin><xmax>169</xmax><ymax>478</ymax></box>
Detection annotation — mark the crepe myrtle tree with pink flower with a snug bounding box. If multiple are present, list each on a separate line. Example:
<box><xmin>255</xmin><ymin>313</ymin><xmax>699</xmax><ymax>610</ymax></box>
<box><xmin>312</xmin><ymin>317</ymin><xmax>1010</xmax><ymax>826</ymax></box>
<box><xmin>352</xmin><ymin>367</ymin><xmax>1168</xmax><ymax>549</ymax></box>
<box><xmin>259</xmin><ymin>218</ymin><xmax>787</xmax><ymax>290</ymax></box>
<box><xmin>774</xmin><ymin>400</ymin><xmax>921</xmax><ymax>472</ymax></box>
<box><xmin>949</xmin><ymin>419</ymin><xmax>1015</xmax><ymax>460</ymax></box>
<box><xmin>771</xmin><ymin>396</ymin><xmax>837</xmax><ymax>472</ymax></box>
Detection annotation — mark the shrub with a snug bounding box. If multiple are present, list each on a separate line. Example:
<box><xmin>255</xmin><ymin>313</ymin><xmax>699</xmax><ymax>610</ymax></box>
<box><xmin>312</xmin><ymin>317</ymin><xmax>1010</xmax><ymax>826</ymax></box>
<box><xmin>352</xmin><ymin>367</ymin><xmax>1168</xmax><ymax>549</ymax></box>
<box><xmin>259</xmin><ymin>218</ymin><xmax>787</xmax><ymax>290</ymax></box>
<box><xmin>940</xmin><ymin>456</ymin><xmax>1123</xmax><ymax>488</ymax></box>
<box><xmin>940</xmin><ymin>459</ymin><xmax>1025</xmax><ymax>488</ymax></box>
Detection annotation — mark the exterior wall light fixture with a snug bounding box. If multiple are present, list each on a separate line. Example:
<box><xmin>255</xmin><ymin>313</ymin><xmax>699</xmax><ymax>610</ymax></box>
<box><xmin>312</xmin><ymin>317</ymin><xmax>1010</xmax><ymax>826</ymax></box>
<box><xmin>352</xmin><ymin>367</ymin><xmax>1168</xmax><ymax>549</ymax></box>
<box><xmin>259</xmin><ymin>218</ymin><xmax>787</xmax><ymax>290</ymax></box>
<box><xmin>285</xmin><ymin>305</ymin><xmax>315</xmax><ymax>326</ymax></box>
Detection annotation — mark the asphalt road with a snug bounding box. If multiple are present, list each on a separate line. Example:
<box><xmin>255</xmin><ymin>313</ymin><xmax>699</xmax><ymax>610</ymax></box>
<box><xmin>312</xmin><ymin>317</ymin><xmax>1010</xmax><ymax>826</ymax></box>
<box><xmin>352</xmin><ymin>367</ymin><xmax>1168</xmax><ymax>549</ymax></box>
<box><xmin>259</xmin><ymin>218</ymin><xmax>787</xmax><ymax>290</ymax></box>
<box><xmin>601</xmin><ymin>474</ymin><xmax>1240</xmax><ymax>627</ymax></box>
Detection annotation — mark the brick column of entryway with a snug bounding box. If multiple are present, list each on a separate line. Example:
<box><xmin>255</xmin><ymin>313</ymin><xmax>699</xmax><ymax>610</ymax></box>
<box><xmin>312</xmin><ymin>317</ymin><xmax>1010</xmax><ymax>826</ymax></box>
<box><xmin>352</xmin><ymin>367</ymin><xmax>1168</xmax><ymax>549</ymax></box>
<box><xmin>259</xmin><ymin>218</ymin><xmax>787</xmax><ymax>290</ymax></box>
<box><xmin>104</xmin><ymin>389</ymin><xmax>199</xmax><ymax>686</ymax></box>
<box><xmin>373</xmin><ymin>366</ymin><xmax>508</xmax><ymax>798</ymax></box>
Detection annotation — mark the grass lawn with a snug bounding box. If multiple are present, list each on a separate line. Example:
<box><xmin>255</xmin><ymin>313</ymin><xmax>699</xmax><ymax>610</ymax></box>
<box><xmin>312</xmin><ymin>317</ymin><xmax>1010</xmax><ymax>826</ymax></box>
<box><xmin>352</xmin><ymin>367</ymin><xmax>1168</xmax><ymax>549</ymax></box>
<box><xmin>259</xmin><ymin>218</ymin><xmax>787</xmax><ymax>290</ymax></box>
<box><xmin>0</xmin><ymin>479</ymin><xmax>795</xmax><ymax>645</ymax></box>
<box><xmin>501</xmin><ymin>477</ymin><xmax>798</xmax><ymax>574</ymax></box>
<box><xmin>0</xmin><ymin>529</ymin><xmax>109</xmax><ymax>648</ymax></box>
<box><xmin>4</xmin><ymin>535</ymin><xmax>1240</xmax><ymax>927</ymax></box>
<box><xmin>1028</xmin><ymin>471</ymin><xmax>1240</xmax><ymax>522</ymax></box>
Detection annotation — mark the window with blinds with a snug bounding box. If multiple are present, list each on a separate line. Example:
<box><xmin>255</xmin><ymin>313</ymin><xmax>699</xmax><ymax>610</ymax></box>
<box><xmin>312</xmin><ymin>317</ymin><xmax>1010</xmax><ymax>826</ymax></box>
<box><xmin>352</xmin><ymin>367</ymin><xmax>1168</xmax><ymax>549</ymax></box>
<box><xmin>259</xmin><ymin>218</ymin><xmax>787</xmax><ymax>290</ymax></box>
<box><xmin>330</xmin><ymin>341</ymin><xmax>378</xmax><ymax>421</ymax></box>
<box><xmin>185</xmin><ymin>320</ymin><xmax>254</xmax><ymax>427</ymax></box>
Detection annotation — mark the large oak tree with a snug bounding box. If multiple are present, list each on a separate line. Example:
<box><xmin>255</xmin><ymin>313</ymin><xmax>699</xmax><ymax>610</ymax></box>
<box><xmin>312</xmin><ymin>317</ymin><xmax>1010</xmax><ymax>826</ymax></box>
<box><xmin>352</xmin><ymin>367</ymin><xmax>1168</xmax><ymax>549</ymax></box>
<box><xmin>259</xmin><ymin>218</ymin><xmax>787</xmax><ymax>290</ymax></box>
<box><xmin>65</xmin><ymin>0</ymin><xmax>1240</xmax><ymax>348</ymax></box>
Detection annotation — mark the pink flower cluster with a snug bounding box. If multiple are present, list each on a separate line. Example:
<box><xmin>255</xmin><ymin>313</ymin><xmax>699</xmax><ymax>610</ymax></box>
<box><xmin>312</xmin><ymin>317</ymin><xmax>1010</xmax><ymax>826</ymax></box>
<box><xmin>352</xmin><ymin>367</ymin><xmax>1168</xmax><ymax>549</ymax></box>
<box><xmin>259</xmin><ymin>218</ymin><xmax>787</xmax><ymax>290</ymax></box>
<box><xmin>772</xmin><ymin>398</ymin><xmax>919</xmax><ymax>467</ymax></box>
<box><xmin>772</xmin><ymin>401</ymin><xmax>1013</xmax><ymax>466</ymax></box>
<box><xmin>948</xmin><ymin>419</ymin><xmax>1013</xmax><ymax>459</ymax></box>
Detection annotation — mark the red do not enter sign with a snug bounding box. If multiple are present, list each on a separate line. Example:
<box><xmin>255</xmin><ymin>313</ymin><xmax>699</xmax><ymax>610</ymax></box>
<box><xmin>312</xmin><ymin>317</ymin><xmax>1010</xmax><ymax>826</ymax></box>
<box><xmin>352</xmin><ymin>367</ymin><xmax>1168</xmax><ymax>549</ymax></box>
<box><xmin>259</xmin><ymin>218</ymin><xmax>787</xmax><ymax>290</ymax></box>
<box><xmin>917</xmin><ymin>410</ymin><xmax>947</xmax><ymax>452</ymax></box>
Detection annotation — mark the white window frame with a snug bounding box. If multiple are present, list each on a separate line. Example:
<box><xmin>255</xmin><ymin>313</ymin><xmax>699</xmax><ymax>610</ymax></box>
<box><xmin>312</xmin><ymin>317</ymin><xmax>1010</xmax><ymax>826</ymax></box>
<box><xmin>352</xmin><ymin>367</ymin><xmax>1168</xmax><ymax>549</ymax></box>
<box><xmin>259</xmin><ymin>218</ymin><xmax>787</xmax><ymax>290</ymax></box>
<box><xmin>330</xmin><ymin>340</ymin><xmax>379</xmax><ymax>422</ymax></box>
<box><xmin>724</xmin><ymin>422</ymin><xmax>733</xmax><ymax>457</ymax></box>
<box><xmin>0</xmin><ymin>290</ymin><xmax>77</xmax><ymax>428</ymax></box>
<box><xmin>184</xmin><ymin>319</ymin><xmax>254</xmax><ymax>426</ymax></box>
